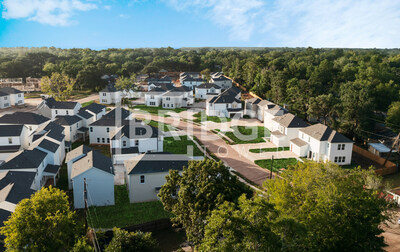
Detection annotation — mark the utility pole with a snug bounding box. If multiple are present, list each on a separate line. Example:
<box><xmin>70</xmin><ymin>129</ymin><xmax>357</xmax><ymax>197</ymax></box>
<box><xmin>383</xmin><ymin>133</ymin><xmax>400</xmax><ymax>166</ymax></box>
<box><xmin>84</xmin><ymin>178</ymin><xmax>88</xmax><ymax>231</ymax></box>
<box><xmin>270</xmin><ymin>155</ymin><xmax>274</xmax><ymax>179</ymax></box>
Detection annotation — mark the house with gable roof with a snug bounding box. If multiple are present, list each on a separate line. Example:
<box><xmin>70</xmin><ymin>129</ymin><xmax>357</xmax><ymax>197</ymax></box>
<box><xmin>290</xmin><ymin>123</ymin><xmax>353</xmax><ymax>165</ymax></box>
<box><xmin>0</xmin><ymin>87</ymin><xmax>24</xmax><ymax>106</ymax></box>
<box><xmin>195</xmin><ymin>83</ymin><xmax>221</xmax><ymax>99</ymax></box>
<box><xmin>206</xmin><ymin>87</ymin><xmax>243</xmax><ymax>118</ymax></box>
<box><xmin>0</xmin><ymin>112</ymin><xmax>50</xmax><ymax>134</ymax></box>
<box><xmin>0</xmin><ymin>91</ymin><xmax>10</xmax><ymax>109</ymax></box>
<box><xmin>37</xmin><ymin>97</ymin><xmax>81</xmax><ymax>119</ymax></box>
<box><xmin>210</xmin><ymin>75</ymin><xmax>232</xmax><ymax>89</ymax></box>
<box><xmin>99</xmin><ymin>84</ymin><xmax>123</xmax><ymax>104</ymax></box>
<box><xmin>269</xmin><ymin>113</ymin><xmax>308</xmax><ymax>147</ymax></box>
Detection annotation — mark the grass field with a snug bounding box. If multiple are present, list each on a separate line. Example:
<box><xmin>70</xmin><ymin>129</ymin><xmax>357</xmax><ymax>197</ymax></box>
<box><xmin>147</xmin><ymin>120</ymin><xmax>176</xmax><ymax>132</ymax></box>
<box><xmin>249</xmin><ymin>147</ymin><xmax>289</xmax><ymax>153</ymax></box>
<box><xmin>224</xmin><ymin>126</ymin><xmax>270</xmax><ymax>144</ymax></box>
<box><xmin>81</xmin><ymin>100</ymin><xmax>95</xmax><ymax>107</ymax></box>
<box><xmin>71</xmin><ymin>140</ymin><xmax>111</xmax><ymax>157</ymax></box>
<box><xmin>88</xmin><ymin>186</ymin><xmax>172</xmax><ymax>228</ymax></box>
<box><xmin>134</xmin><ymin>105</ymin><xmax>186</xmax><ymax>116</ymax></box>
<box><xmin>193</xmin><ymin>112</ymin><xmax>232</xmax><ymax>123</ymax></box>
<box><xmin>164</xmin><ymin>136</ymin><xmax>204</xmax><ymax>156</ymax></box>
<box><xmin>255</xmin><ymin>158</ymin><xmax>298</xmax><ymax>172</ymax></box>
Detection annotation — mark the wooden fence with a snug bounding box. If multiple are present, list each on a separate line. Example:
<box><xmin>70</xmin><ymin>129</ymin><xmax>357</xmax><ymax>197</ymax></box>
<box><xmin>352</xmin><ymin>145</ymin><xmax>397</xmax><ymax>175</ymax></box>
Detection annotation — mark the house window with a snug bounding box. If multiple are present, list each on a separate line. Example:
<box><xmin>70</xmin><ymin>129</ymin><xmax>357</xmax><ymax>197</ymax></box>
<box><xmin>66</xmin><ymin>111</ymin><xmax>69</xmax><ymax>115</ymax></box>
<box><xmin>334</xmin><ymin>157</ymin><xmax>338</xmax><ymax>162</ymax></box>
<box><xmin>97</xmin><ymin>138</ymin><xmax>100</xmax><ymax>143</ymax></box>
<box><xmin>151</xmin><ymin>95</ymin><xmax>155</xmax><ymax>99</ymax></box>
<box><xmin>171</xmin><ymin>104</ymin><xmax>174</xmax><ymax>108</ymax></box>
<box><xmin>103</xmin><ymin>93</ymin><xmax>106</xmax><ymax>96</ymax></box>
<box><xmin>102</xmin><ymin>138</ymin><xmax>105</xmax><ymax>143</ymax></box>
<box><xmin>123</xmin><ymin>141</ymin><xmax>127</xmax><ymax>147</ymax></box>
<box><xmin>106</xmin><ymin>128</ymin><xmax>109</xmax><ymax>133</ymax></box>
<box><xmin>337</xmin><ymin>144</ymin><xmax>345</xmax><ymax>150</ymax></box>
<box><xmin>135</xmin><ymin>140</ymin><xmax>139</xmax><ymax>146</ymax></box>
<box><xmin>8</xmin><ymin>138</ymin><xmax>12</xmax><ymax>144</ymax></box>
<box><xmin>70</xmin><ymin>127</ymin><xmax>72</xmax><ymax>132</ymax></box>
<box><xmin>166</xmin><ymin>97</ymin><xmax>170</xmax><ymax>101</ymax></box>
<box><xmin>3</xmin><ymin>96</ymin><xmax>7</xmax><ymax>100</ymax></box>
<box><xmin>55</xmin><ymin>110</ymin><xmax>58</xmax><ymax>114</ymax></box>
<box><xmin>140</xmin><ymin>175</ymin><xmax>145</xmax><ymax>184</ymax></box>
<box><xmin>90</xmin><ymin>127</ymin><xmax>93</xmax><ymax>132</ymax></box>
<box><xmin>150</xmin><ymin>102</ymin><xmax>155</xmax><ymax>106</ymax></box>
<box><xmin>342</xmin><ymin>156</ymin><xmax>346</xmax><ymax>163</ymax></box>
<box><xmin>29</xmin><ymin>126</ymin><xmax>32</xmax><ymax>130</ymax></box>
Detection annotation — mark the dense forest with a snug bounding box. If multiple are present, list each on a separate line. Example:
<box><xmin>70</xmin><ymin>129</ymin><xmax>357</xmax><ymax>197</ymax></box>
<box><xmin>1</xmin><ymin>47</ymin><xmax>400</xmax><ymax>140</ymax></box>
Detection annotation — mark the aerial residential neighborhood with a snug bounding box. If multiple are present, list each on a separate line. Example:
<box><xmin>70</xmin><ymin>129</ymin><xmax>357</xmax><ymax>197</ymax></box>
<box><xmin>0</xmin><ymin>1</ymin><xmax>400</xmax><ymax>251</ymax></box>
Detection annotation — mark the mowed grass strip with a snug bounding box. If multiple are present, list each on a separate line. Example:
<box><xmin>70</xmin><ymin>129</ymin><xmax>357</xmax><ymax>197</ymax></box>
<box><xmin>192</xmin><ymin>112</ymin><xmax>232</xmax><ymax>123</ymax></box>
<box><xmin>249</xmin><ymin>147</ymin><xmax>290</xmax><ymax>153</ymax></box>
<box><xmin>255</xmin><ymin>158</ymin><xmax>298</xmax><ymax>172</ymax></box>
<box><xmin>164</xmin><ymin>136</ymin><xmax>204</xmax><ymax>156</ymax></box>
<box><xmin>88</xmin><ymin>186</ymin><xmax>172</xmax><ymax>228</ymax></box>
<box><xmin>224</xmin><ymin>126</ymin><xmax>270</xmax><ymax>144</ymax></box>
<box><xmin>147</xmin><ymin>120</ymin><xmax>176</xmax><ymax>132</ymax></box>
<box><xmin>134</xmin><ymin>105</ymin><xmax>186</xmax><ymax>116</ymax></box>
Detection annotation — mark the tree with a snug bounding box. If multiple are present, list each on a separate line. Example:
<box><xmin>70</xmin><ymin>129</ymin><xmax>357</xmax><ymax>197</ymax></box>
<box><xmin>114</xmin><ymin>74</ymin><xmax>137</xmax><ymax>91</ymax></box>
<box><xmin>70</xmin><ymin>237</ymin><xmax>95</xmax><ymax>252</ymax></box>
<box><xmin>158</xmin><ymin>159</ymin><xmax>252</xmax><ymax>247</ymax></box>
<box><xmin>40</xmin><ymin>72</ymin><xmax>75</xmax><ymax>101</ymax></box>
<box><xmin>105</xmin><ymin>228</ymin><xmax>158</xmax><ymax>252</ymax></box>
<box><xmin>200</xmin><ymin>68</ymin><xmax>211</xmax><ymax>81</ymax></box>
<box><xmin>0</xmin><ymin>186</ymin><xmax>79</xmax><ymax>251</ymax></box>
<box><xmin>307</xmin><ymin>94</ymin><xmax>339</xmax><ymax>125</ymax></box>
<box><xmin>386</xmin><ymin>101</ymin><xmax>400</xmax><ymax>132</ymax></box>
<box><xmin>200</xmin><ymin>195</ymin><xmax>284</xmax><ymax>252</ymax></box>
<box><xmin>263</xmin><ymin>162</ymin><xmax>390</xmax><ymax>251</ymax></box>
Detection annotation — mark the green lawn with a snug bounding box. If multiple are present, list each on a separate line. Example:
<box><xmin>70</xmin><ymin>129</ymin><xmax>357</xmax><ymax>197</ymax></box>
<box><xmin>72</xmin><ymin>140</ymin><xmax>111</xmax><ymax>157</ymax></box>
<box><xmin>249</xmin><ymin>147</ymin><xmax>290</xmax><ymax>153</ymax></box>
<box><xmin>70</xmin><ymin>90</ymin><xmax>93</xmax><ymax>100</ymax></box>
<box><xmin>255</xmin><ymin>158</ymin><xmax>298</xmax><ymax>172</ymax></box>
<box><xmin>193</xmin><ymin>112</ymin><xmax>232</xmax><ymax>123</ymax></box>
<box><xmin>81</xmin><ymin>100</ymin><xmax>95</xmax><ymax>107</ymax></box>
<box><xmin>57</xmin><ymin>163</ymin><xmax>69</xmax><ymax>191</ymax></box>
<box><xmin>88</xmin><ymin>186</ymin><xmax>172</xmax><ymax>228</ymax></box>
<box><xmin>224</xmin><ymin>126</ymin><xmax>270</xmax><ymax>144</ymax></box>
<box><xmin>24</xmin><ymin>92</ymin><xmax>42</xmax><ymax>99</ymax></box>
<box><xmin>147</xmin><ymin>120</ymin><xmax>176</xmax><ymax>132</ymax></box>
<box><xmin>164</xmin><ymin>136</ymin><xmax>204</xmax><ymax>156</ymax></box>
<box><xmin>134</xmin><ymin>105</ymin><xmax>186</xmax><ymax>116</ymax></box>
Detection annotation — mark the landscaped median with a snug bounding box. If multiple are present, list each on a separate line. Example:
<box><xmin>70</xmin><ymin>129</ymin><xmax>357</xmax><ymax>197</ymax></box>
<box><xmin>249</xmin><ymin>147</ymin><xmax>290</xmax><ymax>153</ymax></box>
<box><xmin>192</xmin><ymin>112</ymin><xmax>232</xmax><ymax>123</ymax></box>
<box><xmin>88</xmin><ymin>185</ymin><xmax>172</xmax><ymax>228</ymax></box>
<box><xmin>255</xmin><ymin>158</ymin><xmax>298</xmax><ymax>173</ymax></box>
<box><xmin>216</xmin><ymin>126</ymin><xmax>270</xmax><ymax>145</ymax></box>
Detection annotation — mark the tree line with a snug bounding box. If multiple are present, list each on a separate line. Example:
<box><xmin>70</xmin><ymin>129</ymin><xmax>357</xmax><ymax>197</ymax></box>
<box><xmin>1</xmin><ymin>47</ymin><xmax>400</xmax><ymax>138</ymax></box>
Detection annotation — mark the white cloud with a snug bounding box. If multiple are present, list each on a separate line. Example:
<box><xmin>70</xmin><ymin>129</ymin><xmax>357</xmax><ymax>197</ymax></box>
<box><xmin>104</xmin><ymin>5</ymin><xmax>111</xmax><ymax>10</ymax></box>
<box><xmin>164</xmin><ymin>0</ymin><xmax>264</xmax><ymax>41</ymax></box>
<box><xmin>1</xmin><ymin>0</ymin><xmax>97</xmax><ymax>26</ymax></box>
<box><xmin>165</xmin><ymin>0</ymin><xmax>400</xmax><ymax>48</ymax></box>
<box><xmin>119</xmin><ymin>13</ymin><xmax>129</xmax><ymax>19</ymax></box>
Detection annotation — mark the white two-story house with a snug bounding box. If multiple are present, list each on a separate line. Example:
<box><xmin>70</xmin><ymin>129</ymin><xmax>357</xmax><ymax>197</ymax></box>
<box><xmin>0</xmin><ymin>87</ymin><xmax>24</xmax><ymax>106</ymax></box>
<box><xmin>54</xmin><ymin>115</ymin><xmax>83</xmax><ymax>143</ymax></box>
<box><xmin>0</xmin><ymin>112</ymin><xmax>50</xmax><ymax>135</ymax></box>
<box><xmin>210</xmin><ymin>75</ymin><xmax>233</xmax><ymax>89</ymax></box>
<box><xmin>0</xmin><ymin>125</ymin><xmax>29</xmax><ymax>162</ymax></box>
<box><xmin>269</xmin><ymin>113</ymin><xmax>308</xmax><ymax>147</ymax></box>
<box><xmin>37</xmin><ymin>98</ymin><xmax>81</xmax><ymax>120</ymax></box>
<box><xmin>195</xmin><ymin>83</ymin><xmax>221</xmax><ymax>99</ymax></box>
<box><xmin>206</xmin><ymin>87</ymin><xmax>243</xmax><ymax>118</ymax></box>
<box><xmin>290</xmin><ymin>123</ymin><xmax>353</xmax><ymax>165</ymax></box>
<box><xmin>99</xmin><ymin>84</ymin><xmax>122</xmax><ymax>105</ymax></box>
<box><xmin>0</xmin><ymin>91</ymin><xmax>10</xmax><ymax>109</ymax></box>
<box><xmin>181</xmin><ymin>76</ymin><xmax>204</xmax><ymax>90</ymax></box>
<box><xmin>161</xmin><ymin>87</ymin><xmax>194</xmax><ymax>109</ymax></box>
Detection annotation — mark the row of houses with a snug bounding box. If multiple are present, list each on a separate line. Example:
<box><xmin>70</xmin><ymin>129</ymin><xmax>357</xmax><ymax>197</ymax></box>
<box><xmin>244</xmin><ymin>97</ymin><xmax>353</xmax><ymax>165</ymax></box>
<box><xmin>0</xmin><ymin>77</ymin><xmax>41</xmax><ymax>92</ymax></box>
<box><xmin>180</xmin><ymin>72</ymin><xmax>233</xmax><ymax>90</ymax></box>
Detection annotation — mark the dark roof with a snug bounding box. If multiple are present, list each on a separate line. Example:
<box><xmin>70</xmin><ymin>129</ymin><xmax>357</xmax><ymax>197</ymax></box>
<box><xmin>197</xmin><ymin>83</ymin><xmax>221</xmax><ymax>89</ymax></box>
<box><xmin>89</xmin><ymin>108</ymin><xmax>132</xmax><ymax>127</ymax></box>
<box><xmin>172</xmin><ymin>86</ymin><xmax>191</xmax><ymax>92</ymax></box>
<box><xmin>77</xmin><ymin>127</ymin><xmax>89</xmax><ymax>132</ymax></box>
<box><xmin>208</xmin><ymin>87</ymin><xmax>241</xmax><ymax>104</ymax></box>
<box><xmin>43</xmin><ymin>121</ymin><xmax>65</xmax><ymax>133</ymax></box>
<box><xmin>0</xmin><ymin>149</ymin><xmax>47</xmax><ymax>170</ymax></box>
<box><xmin>126</xmin><ymin>153</ymin><xmax>189</xmax><ymax>175</ymax></box>
<box><xmin>0</xmin><ymin>91</ymin><xmax>9</xmax><ymax>97</ymax></box>
<box><xmin>111</xmin><ymin>124</ymin><xmax>159</xmax><ymax>140</ymax></box>
<box><xmin>0</xmin><ymin>145</ymin><xmax>21</xmax><ymax>153</ymax></box>
<box><xmin>148</xmin><ymin>83</ymin><xmax>174</xmax><ymax>91</ymax></box>
<box><xmin>246</xmin><ymin>97</ymin><xmax>262</xmax><ymax>105</ymax></box>
<box><xmin>0</xmin><ymin>112</ymin><xmax>50</xmax><ymax>125</ymax></box>
<box><xmin>46</xmin><ymin>129</ymin><xmax>65</xmax><ymax>142</ymax></box>
<box><xmin>0</xmin><ymin>171</ymin><xmax>36</xmax><ymax>204</ymax></box>
<box><xmin>0</xmin><ymin>87</ymin><xmax>23</xmax><ymax>94</ymax></box>
<box><xmin>103</xmin><ymin>107</ymin><xmax>131</xmax><ymax>119</ymax></box>
<box><xmin>54</xmin><ymin>115</ymin><xmax>82</xmax><ymax>126</ymax></box>
<box><xmin>273</xmin><ymin>113</ymin><xmax>308</xmax><ymax>128</ymax></box>
<box><xmin>43</xmin><ymin>98</ymin><xmax>78</xmax><ymax>109</ymax></box>
<box><xmin>44</xmin><ymin>164</ymin><xmax>60</xmax><ymax>174</ymax></box>
<box><xmin>300</xmin><ymin>123</ymin><xmax>353</xmax><ymax>143</ymax></box>
<box><xmin>100</xmin><ymin>84</ymin><xmax>119</xmax><ymax>93</ymax></box>
<box><xmin>182</xmin><ymin>76</ymin><xmax>203</xmax><ymax>82</ymax></box>
<box><xmin>212</xmin><ymin>75</ymin><xmax>230</xmax><ymax>81</ymax></box>
<box><xmin>0</xmin><ymin>125</ymin><xmax>24</xmax><ymax>137</ymax></box>
<box><xmin>0</xmin><ymin>208</ymin><xmax>11</xmax><ymax>228</ymax></box>
<box><xmin>84</xmin><ymin>103</ymin><xmax>106</xmax><ymax>114</ymax></box>
<box><xmin>38</xmin><ymin>139</ymin><xmax>59</xmax><ymax>153</ymax></box>
<box><xmin>77</xmin><ymin>108</ymin><xmax>93</xmax><ymax>119</ymax></box>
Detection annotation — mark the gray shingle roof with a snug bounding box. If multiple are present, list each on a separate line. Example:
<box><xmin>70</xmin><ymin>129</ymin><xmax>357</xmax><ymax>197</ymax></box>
<box><xmin>43</xmin><ymin>98</ymin><xmax>79</xmax><ymax>109</ymax></box>
<box><xmin>197</xmin><ymin>83</ymin><xmax>221</xmax><ymax>89</ymax></box>
<box><xmin>77</xmin><ymin>108</ymin><xmax>93</xmax><ymax>119</ymax></box>
<box><xmin>38</xmin><ymin>139</ymin><xmax>59</xmax><ymax>153</ymax></box>
<box><xmin>0</xmin><ymin>149</ymin><xmax>47</xmax><ymax>170</ymax></box>
<box><xmin>208</xmin><ymin>87</ymin><xmax>241</xmax><ymax>104</ymax></box>
<box><xmin>272</xmin><ymin>113</ymin><xmax>308</xmax><ymax>128</ymax></box>
<box><xmin>0</xmin><ymin>171</ymin><xmax>36</xmax><ymax>204</ymax></box>
<box><xmin>54</xmin><ymin>115</ymin><xmax>82</xmax><ymax>126</ymax></box>
<box><xmin>89</xmin><ymin>108</ymin><xmax>133</xmax><ymax>127</ymax></box>
<box><xmin>125</xmin><ymin>153</ymin><xmax>190</xmax><ymax>175</ymax></box>
<box><xmin>65</xmin><ymin>145</ymin><xmax>92</xmax><ymax>163</ymax></box>
<box><xmin>290</xmin><ymin>137</ymin><xmax>308</xmax><ymax>147</ymax></box>
<box><xmin>0</xmin><ymin>91</ymin><xmax>9</xmax><ymax>97</ymax></box>
<box><xmin>0</xmin><ymin>87</ymin><xmax>23</xmax><ymax>94</ymax></box>
<box><xmin>71</xmin><ymin>150</ymin><xmax>114</xmax><ymax>179</ymax></box>
<box><xmin>0</xmin><ymin>112</ymin><xmax>50</xmax><ymax>125</ymax></box>
<box><xmin>111</xmin><ymin>124</ymin><xmax>160</xmax><ymax>140</ymax></box>
<box><xmin>0</xmin><ymin>125</ymin><xmax>24</xmax><ymax>137</ymax></box>
<box><xmin>300</xmin><ymin>123</ymin><xmax>352</xmax><ymax>143</ymax></box>
<box><xmin>84</xmin><ymin>103</ymin><xmax>105</xmax><ymax>114</ymax></box>
<box><xmin>100</xmin><ymin>84</ymin><xmax>119</xmax><ymax>93</ymax></box>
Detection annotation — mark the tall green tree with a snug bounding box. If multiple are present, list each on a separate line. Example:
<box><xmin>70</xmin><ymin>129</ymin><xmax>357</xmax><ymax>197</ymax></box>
<box><xmin>158</xmin><ymin>159</ymin><xmax>252</xmax><ymax>247</ymax></box>
<box><xmin>114</xmin><ymin>74</ymin><xmax>137</xmax><ymax>91</ymax></box>
<box><xmin>0</xmin><ymin>187</ymin><xmax>79</xmax><ymax>251</ymax></box>
<box><xmin>386</xmin><ymin>101</ymin><xmax>400</xmax><ymax>132</ymax></box>
<box><xmin>105</xmin><ymin>228</ymin><xmax>158</xmax><ymax>252</ymax></box>
<box><xmin>40</xmin><ymin>72</ymin><xmax>75</xmax><ymax>101</ymax></box>
<box><xmin>264</xmin><ymin>162</ymin><xmax>390</xmax><ymax>251</ymax></box>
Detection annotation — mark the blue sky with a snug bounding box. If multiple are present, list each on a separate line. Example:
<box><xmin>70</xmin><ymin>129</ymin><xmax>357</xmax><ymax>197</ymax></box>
<box><xmin>0</xmin><ymin>0</ymin><xmax>399</xmax><ymax>49</ymax></box>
